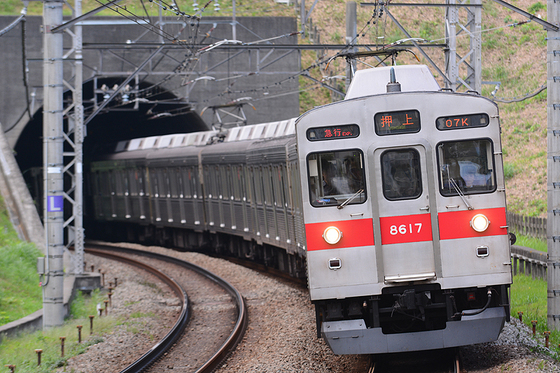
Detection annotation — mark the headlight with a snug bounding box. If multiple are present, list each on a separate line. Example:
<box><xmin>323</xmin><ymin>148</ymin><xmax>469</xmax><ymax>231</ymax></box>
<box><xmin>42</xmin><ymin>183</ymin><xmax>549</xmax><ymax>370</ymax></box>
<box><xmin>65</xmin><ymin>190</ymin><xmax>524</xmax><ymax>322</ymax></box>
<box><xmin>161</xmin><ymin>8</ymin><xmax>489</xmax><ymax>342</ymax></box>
<box><xmin>323</xmin><ymin>226</ymin><xmax>342</xmax><ymax>245</ymax></box>
<box><xmin>471</xmin><ymin>214</ymin><xmax>490</xmax><ymax>232</ymax></box>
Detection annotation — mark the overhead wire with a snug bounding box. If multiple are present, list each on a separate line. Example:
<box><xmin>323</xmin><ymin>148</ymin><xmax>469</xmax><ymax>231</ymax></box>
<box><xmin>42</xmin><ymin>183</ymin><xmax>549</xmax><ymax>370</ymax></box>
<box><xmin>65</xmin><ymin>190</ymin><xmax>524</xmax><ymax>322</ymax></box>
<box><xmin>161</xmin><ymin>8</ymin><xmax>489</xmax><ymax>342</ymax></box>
<box><xmin>0</xmin><ymin>3</ymin><xmax>27</xmax><ymax>37</ymax></box>
<box><xmin>87</xmin><ymin>0</ymin><xmax>411</xmax><ymax>112</ymax></box>
<box><xmin>492</xmin><ymin>83</ymin><xmax>547</xmax><ymax>103</ymax></box>
<box><xmin>5</xmin><ymin>3</ymin><xmax>32</xmax><ymax>133</ymax></box>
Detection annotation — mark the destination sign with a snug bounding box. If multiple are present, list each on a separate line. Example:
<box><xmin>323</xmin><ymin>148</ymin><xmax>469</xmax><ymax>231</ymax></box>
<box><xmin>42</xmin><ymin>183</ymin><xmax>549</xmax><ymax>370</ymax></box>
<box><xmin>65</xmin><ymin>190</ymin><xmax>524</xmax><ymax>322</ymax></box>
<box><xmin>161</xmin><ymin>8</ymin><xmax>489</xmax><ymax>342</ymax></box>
<box><xmin>374</xmin><ymin>110</ymin><xmax>421</xmax><ymax>135</ymax></box>
<box><xmin>306</xmin><ymin>124</ymin><xmax>360</xmax><ymax>141</ymax></box>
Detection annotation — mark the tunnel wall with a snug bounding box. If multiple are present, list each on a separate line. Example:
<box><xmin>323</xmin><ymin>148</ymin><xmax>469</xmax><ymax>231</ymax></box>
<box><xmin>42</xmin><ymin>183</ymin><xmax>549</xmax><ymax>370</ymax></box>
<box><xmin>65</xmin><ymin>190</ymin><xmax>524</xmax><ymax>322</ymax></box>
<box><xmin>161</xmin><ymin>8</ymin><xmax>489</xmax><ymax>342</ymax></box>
<box><xmin>0</xmin><ymin>15</ymin><xmax>300</xmax><ymax>146</ymax></box>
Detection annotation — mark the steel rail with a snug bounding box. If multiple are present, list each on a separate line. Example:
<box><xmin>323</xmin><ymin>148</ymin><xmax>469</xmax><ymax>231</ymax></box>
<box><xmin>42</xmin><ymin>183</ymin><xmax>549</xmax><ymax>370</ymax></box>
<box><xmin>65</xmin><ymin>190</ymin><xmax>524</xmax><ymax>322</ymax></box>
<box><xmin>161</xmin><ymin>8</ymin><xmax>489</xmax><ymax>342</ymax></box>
<box><xmin>86</xmin><ymin>243</ymin><xmax>248</xmax><ymax>373</ymax></box>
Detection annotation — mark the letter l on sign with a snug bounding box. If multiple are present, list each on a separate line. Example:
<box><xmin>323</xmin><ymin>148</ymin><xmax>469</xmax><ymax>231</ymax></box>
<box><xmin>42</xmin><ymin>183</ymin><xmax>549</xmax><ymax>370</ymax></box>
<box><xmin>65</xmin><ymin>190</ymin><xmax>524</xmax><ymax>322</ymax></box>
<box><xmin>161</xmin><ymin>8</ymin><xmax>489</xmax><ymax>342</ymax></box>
<box><xmin>47</xmin><ymin>195</ymin><xmax>63</xmax><ymax>212</ymax></box>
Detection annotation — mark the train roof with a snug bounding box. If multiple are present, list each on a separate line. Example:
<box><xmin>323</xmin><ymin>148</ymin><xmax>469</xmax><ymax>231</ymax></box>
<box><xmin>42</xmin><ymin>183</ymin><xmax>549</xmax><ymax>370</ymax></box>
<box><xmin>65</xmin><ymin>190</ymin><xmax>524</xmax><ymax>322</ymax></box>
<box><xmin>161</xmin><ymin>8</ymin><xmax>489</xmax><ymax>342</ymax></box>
<box><xmin>345</xmin><ymin>65</ymin><xmax>440</xmax><ymax>100</ymax></box>
<box><xmin>110</xmin><ymin>117</ymin><xmax>297</xmax><ymax>155</ymax></box>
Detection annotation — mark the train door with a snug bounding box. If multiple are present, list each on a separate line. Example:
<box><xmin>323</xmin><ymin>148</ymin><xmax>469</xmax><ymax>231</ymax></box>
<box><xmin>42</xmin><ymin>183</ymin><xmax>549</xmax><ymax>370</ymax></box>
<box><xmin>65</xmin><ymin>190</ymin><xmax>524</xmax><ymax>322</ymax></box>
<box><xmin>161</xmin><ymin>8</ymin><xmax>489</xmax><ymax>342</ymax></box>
<box><xmin>371</xmin><ymin>145</ymin><xmax>439</xmax><ymax>283</ymax></box>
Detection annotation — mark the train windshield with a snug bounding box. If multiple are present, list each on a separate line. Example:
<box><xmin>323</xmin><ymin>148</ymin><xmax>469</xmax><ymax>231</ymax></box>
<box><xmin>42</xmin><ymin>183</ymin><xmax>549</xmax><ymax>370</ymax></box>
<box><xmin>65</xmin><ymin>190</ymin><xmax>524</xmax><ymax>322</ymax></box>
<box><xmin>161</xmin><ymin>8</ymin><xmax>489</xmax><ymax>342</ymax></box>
<box><xmin>381</xmin><ymin>149</ymin><xmax>422</xmax><ymax>200</ymax></box>
<box><xmin>307</xmin><ymin>150</ymin><xmax>366</xmax><ymax>207</ymax></box>
<box><xmin>438</xmin><ymin>139</ymin><xmax>496</xmax><ymax>196</ymax></box>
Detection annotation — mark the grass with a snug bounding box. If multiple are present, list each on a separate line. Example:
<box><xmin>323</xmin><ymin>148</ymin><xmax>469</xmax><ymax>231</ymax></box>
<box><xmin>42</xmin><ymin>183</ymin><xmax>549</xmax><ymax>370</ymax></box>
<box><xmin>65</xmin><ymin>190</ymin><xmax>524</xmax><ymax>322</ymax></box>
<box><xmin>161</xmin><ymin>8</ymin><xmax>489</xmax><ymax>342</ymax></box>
<box><xmin>514</xmin><ymin>234</ymin><xmax>547</xmax><ymax>253</ymax></box>
<box><xmin>509</xmin><ymin>235</ymin><xmax>560</xmax><ymax>357</ymax></box>
<box><xmin>0</xmin><ymin>0</ymin><xmax>296</xmax><ymax>17</ymax></box>
<box><xmin>0</xmin><ymin>192</ymin><xmax>43</xmax><ymax>326</ymax></box>
<box><xmin>0</xmin><ymin>290</ymin><xmax>119</xmax><ymax>373</ymax></box>
<box><xmin>0</xmin><ymin>243</ymin><xmax>43</xmax><ymax>325</ymax></box>
<box><xmin>509</xmin><ymin>274</ymin><xmax>559</xmax><ymax>352</ymax></box>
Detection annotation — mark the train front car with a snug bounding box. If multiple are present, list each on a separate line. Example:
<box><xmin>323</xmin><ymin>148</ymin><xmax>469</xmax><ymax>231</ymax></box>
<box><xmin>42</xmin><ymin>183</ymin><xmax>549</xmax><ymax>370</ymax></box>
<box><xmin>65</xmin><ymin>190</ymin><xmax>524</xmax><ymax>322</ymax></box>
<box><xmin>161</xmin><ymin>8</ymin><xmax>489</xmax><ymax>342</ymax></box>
<box><xmin>296</xmin><ymin>65</ymin><xmax>512</xmax><ymax>355</ymax></box>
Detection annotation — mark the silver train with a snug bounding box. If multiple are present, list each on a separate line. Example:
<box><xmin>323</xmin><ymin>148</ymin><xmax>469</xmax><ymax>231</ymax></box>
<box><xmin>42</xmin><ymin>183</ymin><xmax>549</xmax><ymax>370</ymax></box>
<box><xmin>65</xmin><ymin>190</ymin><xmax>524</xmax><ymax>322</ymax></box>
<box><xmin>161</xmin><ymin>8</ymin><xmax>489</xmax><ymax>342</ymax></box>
<box><xmin>90</xmin><ymin>65</ymin><xmax>512</xmax><ymax>355</ymax></box>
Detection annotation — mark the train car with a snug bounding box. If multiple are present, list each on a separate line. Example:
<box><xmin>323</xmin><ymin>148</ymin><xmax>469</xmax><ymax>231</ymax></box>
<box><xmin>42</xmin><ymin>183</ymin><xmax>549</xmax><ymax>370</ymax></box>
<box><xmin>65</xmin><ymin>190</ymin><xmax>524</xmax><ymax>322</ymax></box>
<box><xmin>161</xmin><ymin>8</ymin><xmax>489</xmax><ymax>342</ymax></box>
<box><xmin>88</xmin><ymin>64</ymin><xmax>512</xmax><ymax>356</ymax></box>
<box><xmin>296</xmin><ymin>65</ymin><xmax>512</xmax><ymax>354</ymax></box>
<box><xmin>89</xmin><ymin>118</ymin><xmax>307</xmax><ymax>277</ymax></box>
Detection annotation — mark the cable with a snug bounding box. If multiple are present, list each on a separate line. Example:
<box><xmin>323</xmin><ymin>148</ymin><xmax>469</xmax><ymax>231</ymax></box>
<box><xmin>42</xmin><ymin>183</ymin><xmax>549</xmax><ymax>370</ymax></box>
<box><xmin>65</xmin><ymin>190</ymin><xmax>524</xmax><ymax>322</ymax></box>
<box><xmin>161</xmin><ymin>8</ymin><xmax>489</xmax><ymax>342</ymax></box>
<box><xmin>0</xmin><ymin>2</ymin><xmax>27</xmax><ymax>38</ymax></box>
<box><xmin>492</xmin><ymin>83</ymin><xmax>547</xmax><ymax>103</ymax></box>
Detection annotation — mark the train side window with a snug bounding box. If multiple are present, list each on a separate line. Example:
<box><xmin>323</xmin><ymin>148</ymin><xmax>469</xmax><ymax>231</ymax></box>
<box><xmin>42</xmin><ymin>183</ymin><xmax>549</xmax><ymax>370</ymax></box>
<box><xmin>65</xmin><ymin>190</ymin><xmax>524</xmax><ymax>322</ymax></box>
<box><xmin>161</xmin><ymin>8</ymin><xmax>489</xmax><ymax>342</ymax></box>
<box><xmin>182</xmin><ymin>168</ymin><xmax>191</xmax><ymax>198</ymax></box>
<box><xmin>138</xmin><ymin>168</ymin><xmax>146</xmax><ymax>196</ymax></box>
<box><xmin>123</xmin><ymin>172</ymin><xmax>130</xmax><ymax>196</ymax></box>
<box><xmin>233</xmin><ymin>165</ymin><xmax>242</xmax><ymax>201</ymax></box>
<box><xmin>437</xmin><ymin>139</ymin><xmax>496</xmax><ymax>196</ymax></box>
<box><xmin>272</xmin><ymin>165</ymin><xmax>284</xmax><ymax>207</ymax></box>
<box><xmin>100</xmin><ymin>172</ymin><xmax>110</xmax><ymax>196</ymax></box>
<box><xmin>114</xmin><ymin>170</ymin><xmax>123</xmax><ymax>196</ymax></box>
<box><xmin>220</xmin><ymin>166</ymin><xmax>229</xmax><ymax>199</ymax></box>
<box><xmin>307</xmin><ymin>149</ymin><xmax>366</xmax><ymax>207</ymax></box>
<box><xmin>212</xmin><ymin>166</ymin><xmax>219</xmax><ymax>199</ymax></box>
<box><xmin>242</xmin><ymin>166</ymin><xmax>250</xmax><ymax>203</ymax></box>
<box><xmin>128</xmin><ymin>170</ymin><xmax>138</xmax><ymax>196</ymax></box>
<box><xmin>169</xmin><ymin>168</ymin><xmax>179</xmax><ymax>198</ymax></box>
<box><xmin>255</xmin><ymin>167</ymin><xmax>264</xmax><ymax>204</ymax></box>
<box><xmin>381</xmin><ymin>149</ymin><xmax>422</xmax><ymax>200</ymax></box>
<box><xmin>264</xmin><ymin>166</ymin><xmax>273</xmax><ymax>207</ymax></box>
<box><xmin>151</xmin><ymin>169</ymin><xmax>160</xmax><ymax>198</ymax></box>
<box><xmin>160</xmin><ymin>169</ymin><xmax>169</xmax><ymax>198</ymax></box>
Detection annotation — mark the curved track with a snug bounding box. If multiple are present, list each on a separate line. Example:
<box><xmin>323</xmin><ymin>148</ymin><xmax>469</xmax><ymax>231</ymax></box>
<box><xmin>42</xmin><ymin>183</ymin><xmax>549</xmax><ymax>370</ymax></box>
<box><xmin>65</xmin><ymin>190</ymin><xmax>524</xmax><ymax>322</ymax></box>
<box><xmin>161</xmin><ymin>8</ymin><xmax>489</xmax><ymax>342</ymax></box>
<box><xmin>86</xmin><ymin>243</ymin><xmax>248</xmax><ymax>373</ymax></box>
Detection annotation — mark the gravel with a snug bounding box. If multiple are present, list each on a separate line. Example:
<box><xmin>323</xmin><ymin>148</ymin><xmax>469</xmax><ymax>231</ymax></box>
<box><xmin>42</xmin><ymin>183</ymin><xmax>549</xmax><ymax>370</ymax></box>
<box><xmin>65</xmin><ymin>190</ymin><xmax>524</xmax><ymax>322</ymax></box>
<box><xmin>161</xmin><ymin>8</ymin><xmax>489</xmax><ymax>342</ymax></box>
<box><xmin>58</xmin><ymin>243</ymin><xmax>560</xmax><ymax>372</ymax></box>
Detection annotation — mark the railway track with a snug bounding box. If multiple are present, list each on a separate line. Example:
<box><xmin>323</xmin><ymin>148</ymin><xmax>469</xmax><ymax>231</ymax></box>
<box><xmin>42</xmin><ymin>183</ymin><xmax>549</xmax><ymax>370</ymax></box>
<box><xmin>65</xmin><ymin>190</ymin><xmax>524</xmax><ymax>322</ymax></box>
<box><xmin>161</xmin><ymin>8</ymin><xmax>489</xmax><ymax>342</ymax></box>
<box><xmin>85</xmin><ymin>243</ymin><xmax>248</xmax><ymax>373</ymax></box>
<box><xmin>367</xmin><ymin>349</ymin><xmax>462</xmax><ymax>373</ymax></box>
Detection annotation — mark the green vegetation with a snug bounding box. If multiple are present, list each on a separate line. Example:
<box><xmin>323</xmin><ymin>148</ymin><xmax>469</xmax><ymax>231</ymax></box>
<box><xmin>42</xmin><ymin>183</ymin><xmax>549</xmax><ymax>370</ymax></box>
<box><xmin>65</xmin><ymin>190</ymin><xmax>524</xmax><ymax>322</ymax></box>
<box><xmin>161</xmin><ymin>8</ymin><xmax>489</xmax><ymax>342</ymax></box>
<box><xmin>510</xmin><ymin>274</ymin><xmax>560</xmax><ymax>356</ymax></box>
<box><xmin>514</xmin><ymin>234</ymin><xmax>547</xmax><ymax>253</ymax></box>
<box><xmin>0</xmin><ymin>243</ymin><xmax>43</xmax><ymax>325</ymax></box>
<box><xmin>510</xmin><ymin>235</ymin><xmax>560</xmax><ymax>354</ymax></box>
<box><xmin>0</xmin><ymin>290</ymin><xmax>120</xmax><ymax>373</ymax></box>
<box><xmin>0</xmin><ymin>0</ymin><xmax>295</xmax><ymax>17</ymax></box>
<box><xmin>0</xmin><ymin>192</ymin><xmax>42</xmax><ymax>325</ymax></box>
<box><xmin>528</xmin><ymin>2</ymin><xmax>546</xmax><ymax>14</ymax></box>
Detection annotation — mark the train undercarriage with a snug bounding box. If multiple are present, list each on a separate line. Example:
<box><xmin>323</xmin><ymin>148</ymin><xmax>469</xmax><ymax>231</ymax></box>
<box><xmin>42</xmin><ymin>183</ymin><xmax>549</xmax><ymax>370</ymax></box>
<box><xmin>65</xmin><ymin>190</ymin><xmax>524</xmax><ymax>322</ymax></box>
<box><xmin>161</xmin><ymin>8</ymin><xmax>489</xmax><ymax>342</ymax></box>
<box><xmin>93</xmin><ymin>221</ymin><xmax>307</xmax><ymax>279</ymax></box>
<box><xmin>313</xmin><ymin>284</ymin><xmax>510</xmax><ymax>354</ymax></box>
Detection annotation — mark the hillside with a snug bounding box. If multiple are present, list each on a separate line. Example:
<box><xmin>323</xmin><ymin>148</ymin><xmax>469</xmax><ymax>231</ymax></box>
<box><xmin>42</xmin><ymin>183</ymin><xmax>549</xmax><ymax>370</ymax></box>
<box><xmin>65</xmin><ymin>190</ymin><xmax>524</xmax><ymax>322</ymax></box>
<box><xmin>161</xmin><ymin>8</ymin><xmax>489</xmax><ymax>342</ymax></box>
<box><xmin>0</xmin><ymin>0</ymin><xmax>549</xmax><ymax>217</ymax></box>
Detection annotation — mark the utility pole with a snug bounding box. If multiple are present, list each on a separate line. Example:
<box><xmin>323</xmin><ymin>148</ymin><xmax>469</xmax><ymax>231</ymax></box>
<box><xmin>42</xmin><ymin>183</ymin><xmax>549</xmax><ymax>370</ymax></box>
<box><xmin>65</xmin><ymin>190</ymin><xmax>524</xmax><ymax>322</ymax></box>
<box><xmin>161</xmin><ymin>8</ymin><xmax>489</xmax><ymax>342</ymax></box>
<box><xmin>548</xmin><ymin>0</ymin><xmax>560</xmax><ymax>331</ymax></box>
<box><xmin>42</xmin><ymin>0</ymin><xmax>65</xmax><ymax>328</ymax></box>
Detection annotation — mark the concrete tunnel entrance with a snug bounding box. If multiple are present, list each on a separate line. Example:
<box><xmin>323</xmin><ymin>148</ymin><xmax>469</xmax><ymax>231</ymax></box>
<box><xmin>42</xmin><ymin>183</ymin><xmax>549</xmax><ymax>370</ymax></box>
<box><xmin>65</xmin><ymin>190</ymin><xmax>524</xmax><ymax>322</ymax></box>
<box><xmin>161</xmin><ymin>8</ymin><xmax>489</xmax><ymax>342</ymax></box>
<box><xmin>14</xmin><ymin>77</ymin><xmax>210</xmax><ymax>226</ymax></box>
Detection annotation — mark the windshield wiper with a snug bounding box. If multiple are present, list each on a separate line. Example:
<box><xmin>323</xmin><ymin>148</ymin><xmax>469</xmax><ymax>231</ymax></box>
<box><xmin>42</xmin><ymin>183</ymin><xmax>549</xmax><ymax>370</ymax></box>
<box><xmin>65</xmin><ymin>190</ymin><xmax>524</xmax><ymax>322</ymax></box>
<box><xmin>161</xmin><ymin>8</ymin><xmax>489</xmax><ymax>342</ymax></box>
<box><xmin>337</xmin><ymin>189</ymin><xmax>364</xmax><ymax>209</ymax></box>
<box><xmin>449</xmin><ymin>178</ymin><xmax>473</xmax><ymax>210</ymax></box>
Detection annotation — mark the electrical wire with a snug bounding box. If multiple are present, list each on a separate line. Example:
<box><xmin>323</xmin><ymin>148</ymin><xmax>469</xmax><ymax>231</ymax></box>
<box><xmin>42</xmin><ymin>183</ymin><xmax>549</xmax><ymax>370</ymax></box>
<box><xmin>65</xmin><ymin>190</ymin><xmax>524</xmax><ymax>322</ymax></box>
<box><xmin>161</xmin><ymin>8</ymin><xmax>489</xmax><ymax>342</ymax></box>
<box><xmin>0</xmin><ymin>3</ymin><xmax>27</xmax><ymax>38</ymax></box>
<box><xmin>492</xmin><ymin>83</ymin><xmax>547</xmax><ymax>103</ymax></box>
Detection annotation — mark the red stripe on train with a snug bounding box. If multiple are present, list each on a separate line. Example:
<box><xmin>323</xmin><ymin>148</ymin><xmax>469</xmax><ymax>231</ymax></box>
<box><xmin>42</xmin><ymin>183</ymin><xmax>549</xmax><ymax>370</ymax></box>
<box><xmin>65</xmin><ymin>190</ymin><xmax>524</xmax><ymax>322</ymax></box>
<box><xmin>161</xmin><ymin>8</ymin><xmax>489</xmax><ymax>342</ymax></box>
<box><xmin>305</xmin><ymin>218</ymin><xmax>374</xmax><ymax>251</ymax></box>
<box><xmin>438</xmin><ymin>207</ymin><xmax>508</xmax><ymax>240</ymax></box>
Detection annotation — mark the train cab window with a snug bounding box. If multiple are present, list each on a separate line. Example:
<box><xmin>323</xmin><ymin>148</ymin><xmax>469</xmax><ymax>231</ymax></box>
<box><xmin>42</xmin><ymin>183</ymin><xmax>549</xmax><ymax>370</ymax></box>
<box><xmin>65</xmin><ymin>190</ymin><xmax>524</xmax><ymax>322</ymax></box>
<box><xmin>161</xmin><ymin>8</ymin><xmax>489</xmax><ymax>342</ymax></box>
<box><xmin>438</xmin><ymin>139</ymin><xmax>496</xmax><ymax>196</ymax></box>
<box><xmin>307</xmin><ymin>150</ymin><xmax>366</xmax><ymax>207</ymax></box>
<box><xmin>381</xmin><ymin>149</ymin><xmax>422</xmax><ymax>200</ymax></box>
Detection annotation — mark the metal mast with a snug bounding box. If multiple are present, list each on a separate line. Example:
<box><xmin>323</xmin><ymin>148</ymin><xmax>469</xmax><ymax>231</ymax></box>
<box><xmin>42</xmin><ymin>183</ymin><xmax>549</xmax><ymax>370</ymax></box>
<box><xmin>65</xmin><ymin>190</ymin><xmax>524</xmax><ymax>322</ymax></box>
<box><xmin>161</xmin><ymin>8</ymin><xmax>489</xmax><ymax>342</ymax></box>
<box><xmin>548</xmin><ymin>0</ymin><xmax>560</xmax><ymax>331</ymax></box>
<box><xmin>42</xmin><ymin>0</ymin><xmax>65</xmax><ymax>328</ymax></box>
<box><xmin>346</xmin><ymin>1</ymin><xmax>357</xmax><ymax>87</ymax></box>
<box><xmin>444</xmin><ymin>0</ymin><xmax>482</xmax><ymax>92</ymax></box>
<box><xmin>63</xmin><ymin>0</ymin><xmax>85</xmax><ymax>276</ymax></box>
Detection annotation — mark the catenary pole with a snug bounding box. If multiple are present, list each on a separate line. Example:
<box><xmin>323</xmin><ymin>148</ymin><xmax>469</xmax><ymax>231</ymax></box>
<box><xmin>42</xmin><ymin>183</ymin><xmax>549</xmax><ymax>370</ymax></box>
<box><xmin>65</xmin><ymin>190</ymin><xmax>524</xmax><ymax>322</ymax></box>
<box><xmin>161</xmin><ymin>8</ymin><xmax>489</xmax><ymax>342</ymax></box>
<box><xmin>42</xmin><ymin>0</ymin><xmax>65</xmax><ymax>328</ymax></box>
<box><xmin>346</xmin><ymin>1</ymin><xmax>357</xmax><ymax>87</ymax></box>
<box><xmin>548</xmin><ymin>0</ymin><xmax>560</xmax><ymax>331</ymax></box>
